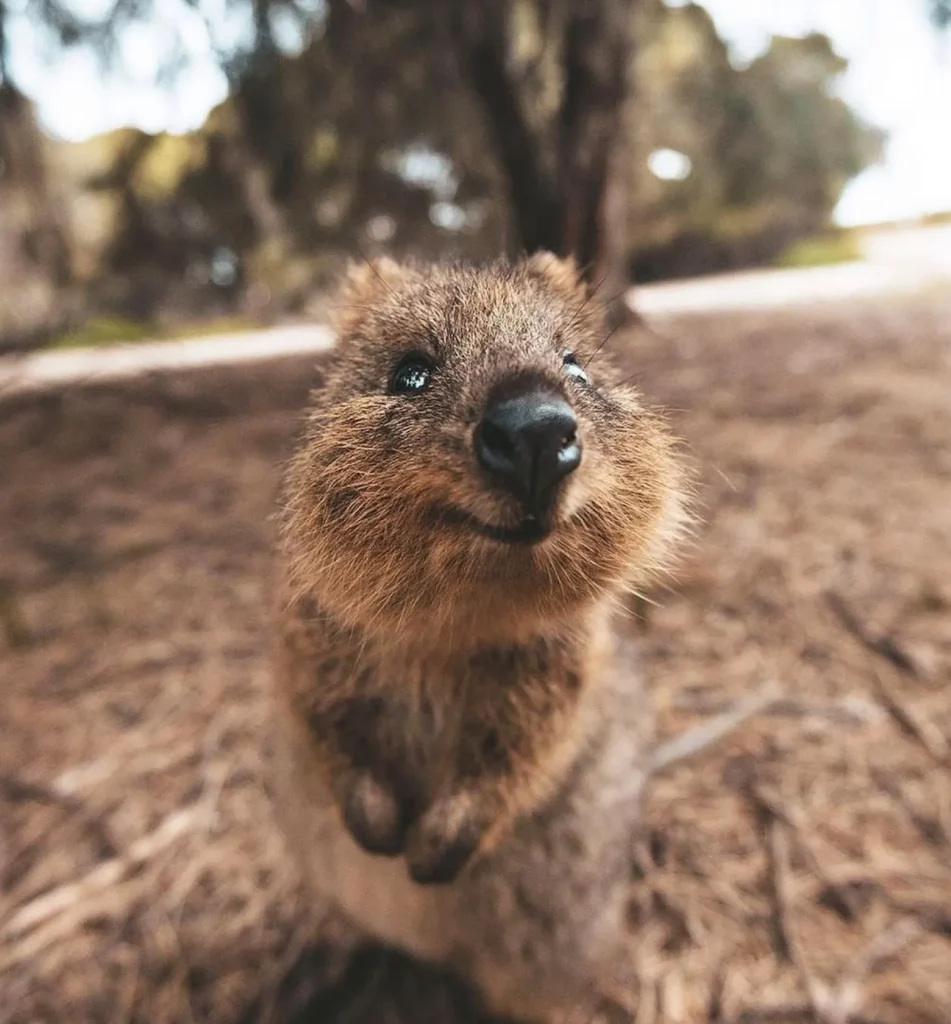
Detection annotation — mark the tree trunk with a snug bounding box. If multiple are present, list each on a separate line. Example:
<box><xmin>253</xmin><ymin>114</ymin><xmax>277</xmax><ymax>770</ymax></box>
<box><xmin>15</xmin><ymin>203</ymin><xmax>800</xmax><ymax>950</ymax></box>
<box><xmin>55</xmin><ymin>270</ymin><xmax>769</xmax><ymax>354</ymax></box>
<box><xmin>559</xmin><ymin>0</ymin><xmax>635</xmax><ymax>316</ymax></box>
<box><xmin>557</xmin><ymin>0</ymin><xmax>631</xmax><ymax>274</ymax></box>
<box><xmin>0</xmin><ymin>84</ymin><xmax>76</xmax><ymax>349</ymax></box>
<box><xmin>448</xmin><ymin>0</ymin><xmax>637</xmax><ymax>320</ymax></box>
<box><xmin>226</xmin><ymin>0</ymin><xmax>298</xmax><ymax>253</ymax></box>
<box><xmin>448</xmin><ymin>0</ymin><xmax>563</xmax><ymax>256</ymax></box>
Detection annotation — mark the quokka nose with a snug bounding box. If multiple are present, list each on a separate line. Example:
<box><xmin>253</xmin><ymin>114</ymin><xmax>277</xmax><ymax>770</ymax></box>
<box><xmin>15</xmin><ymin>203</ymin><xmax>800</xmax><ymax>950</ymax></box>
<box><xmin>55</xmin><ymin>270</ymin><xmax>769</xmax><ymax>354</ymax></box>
<box><xmin>475</xmin><ymin>391</ymin><xmax>582</xmax><ymax>507</ymax></box>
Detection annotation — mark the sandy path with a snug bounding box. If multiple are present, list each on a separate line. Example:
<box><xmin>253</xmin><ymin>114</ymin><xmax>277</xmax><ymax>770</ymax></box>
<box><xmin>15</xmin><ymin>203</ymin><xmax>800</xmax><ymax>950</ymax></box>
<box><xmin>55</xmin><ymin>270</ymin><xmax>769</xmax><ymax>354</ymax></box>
<box><xmin>1</xmin><ymin>223</ymin><xmax>948</xmax><ymax>397</ymax></box>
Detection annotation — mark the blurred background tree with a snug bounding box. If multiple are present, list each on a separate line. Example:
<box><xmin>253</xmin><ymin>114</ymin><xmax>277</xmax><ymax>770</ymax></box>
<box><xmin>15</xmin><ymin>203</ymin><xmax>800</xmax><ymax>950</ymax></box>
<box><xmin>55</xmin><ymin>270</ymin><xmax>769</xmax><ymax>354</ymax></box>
<box><xmin>628</xmin><ymin>6</ymin><xmax>885</xmax><ymax>280</ymax></box>
<box><xmin>0</xmin><ymin>76</ymin><xmax>75</xmax><ymax>345</ymax></box>
<box><xmin>932</xmin><ymin>0</ymin><xmax>951</xmax><ymax>29</ymax></box>
<box><xmin>0</xmin><ymin>0</ymin><xmax>929</xmax><ymax>348</ymax></box>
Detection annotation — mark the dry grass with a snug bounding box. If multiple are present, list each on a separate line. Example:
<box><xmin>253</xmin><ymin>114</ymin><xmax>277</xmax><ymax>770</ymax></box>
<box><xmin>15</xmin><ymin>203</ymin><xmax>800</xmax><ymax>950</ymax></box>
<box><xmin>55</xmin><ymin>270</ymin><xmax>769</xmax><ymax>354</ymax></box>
<box><xmin>2</xmin><ymin>288</ymin><xmax>950</xmax><ymax>1023</ymax></box>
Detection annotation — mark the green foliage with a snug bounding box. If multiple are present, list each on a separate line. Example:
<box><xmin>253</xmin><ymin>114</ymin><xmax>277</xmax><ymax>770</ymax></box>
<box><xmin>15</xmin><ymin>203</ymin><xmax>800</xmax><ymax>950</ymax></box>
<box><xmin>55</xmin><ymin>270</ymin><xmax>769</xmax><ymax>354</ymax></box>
<box><xmin>0</xmin><ymin>0</ymin><xmax>920</xmax><ymax>341</ymax></box>
<box><xmin>628</xmin><ymin>3</ymin><xmax>884</xmax><ymax>278</ymax></box>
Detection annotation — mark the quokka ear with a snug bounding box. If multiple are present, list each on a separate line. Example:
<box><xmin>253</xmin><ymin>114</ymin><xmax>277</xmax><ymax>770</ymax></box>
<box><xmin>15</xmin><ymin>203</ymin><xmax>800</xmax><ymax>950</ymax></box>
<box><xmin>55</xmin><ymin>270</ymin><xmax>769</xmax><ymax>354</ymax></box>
<box><xmin>524</xmin><ymin>250</ymin><xmax>589</xmax><ymax>304</ymax></box>
<box><xmin>338</xmin><ymin>256</ymin><xmax>405</xmax><ymax>303</ymax></box>
<box><xmin>331</xmin><ymin>256</ymin><xmax>409</xmax><ymax>333</ymax></box>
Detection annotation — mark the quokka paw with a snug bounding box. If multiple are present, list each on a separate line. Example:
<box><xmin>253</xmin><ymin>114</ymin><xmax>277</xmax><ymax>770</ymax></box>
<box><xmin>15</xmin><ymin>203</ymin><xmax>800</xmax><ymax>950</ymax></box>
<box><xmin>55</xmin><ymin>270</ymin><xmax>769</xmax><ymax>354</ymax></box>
<box><xmin>341</xmin><ymin>774</ymin><xmax>413</xmax><ymax>857</ymax></box>
<box><xmin>405</xmin><ymin>790</ymin><xmax>495</xmax><ymax>884</ymax></box>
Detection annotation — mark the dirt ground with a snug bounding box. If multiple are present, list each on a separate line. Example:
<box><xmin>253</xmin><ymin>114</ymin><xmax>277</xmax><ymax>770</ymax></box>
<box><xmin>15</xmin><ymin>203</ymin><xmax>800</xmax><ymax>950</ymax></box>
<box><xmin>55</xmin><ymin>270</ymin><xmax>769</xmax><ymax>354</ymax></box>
<box><xmin>2</xmin><ymin>287</ymin><xmax>950</xmax><ymax>1023</ymax></box>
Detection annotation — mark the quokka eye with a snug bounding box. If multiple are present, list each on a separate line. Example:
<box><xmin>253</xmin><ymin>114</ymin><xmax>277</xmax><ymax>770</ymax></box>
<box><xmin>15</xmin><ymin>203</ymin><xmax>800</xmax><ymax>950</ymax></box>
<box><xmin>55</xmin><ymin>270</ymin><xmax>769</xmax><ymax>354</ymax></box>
<box><xmin>562</xmin><ymin>352</ymin><xmax>589</xmax><ymax>385</ymax></box>
<box><xmin>389</xmin><ymin>353</ymin><xmax>435</xmax><ymax>395</ymax></box>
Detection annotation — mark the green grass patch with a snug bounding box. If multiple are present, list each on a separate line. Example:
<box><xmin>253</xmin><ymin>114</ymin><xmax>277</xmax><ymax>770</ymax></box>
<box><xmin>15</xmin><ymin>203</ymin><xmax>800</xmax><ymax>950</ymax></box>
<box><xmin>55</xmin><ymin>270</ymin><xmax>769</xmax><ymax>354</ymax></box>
<box><xmin>45</xmin><ymin>315</ymin><xmax>260</xmax><ymax>351</ymax></box>
<box><xmin>48</xmin><ymin>316</ymin><xmax>155</xmax><ymax>350</ymax></box>
<box><xmin>773</xmin><ymin>231</ymin><xmax>863</xmax><ymax>269</ymax></box>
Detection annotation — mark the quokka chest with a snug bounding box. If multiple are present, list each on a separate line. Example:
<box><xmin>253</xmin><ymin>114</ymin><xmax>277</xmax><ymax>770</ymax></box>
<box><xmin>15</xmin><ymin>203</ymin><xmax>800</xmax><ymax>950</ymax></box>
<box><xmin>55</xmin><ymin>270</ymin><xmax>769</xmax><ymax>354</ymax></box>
<box><xmin>306</xmin><ymin>637</ymin><xmax>585</xmax><ymax>792</ymax></box>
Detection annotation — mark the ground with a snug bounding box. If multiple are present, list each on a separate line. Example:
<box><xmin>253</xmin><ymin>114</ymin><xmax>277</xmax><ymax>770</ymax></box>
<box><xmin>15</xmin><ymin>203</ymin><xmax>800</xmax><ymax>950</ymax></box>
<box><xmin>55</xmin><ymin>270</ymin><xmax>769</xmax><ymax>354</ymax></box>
<box><xmin>2</xmin><ymin>286</ymin><xmax>950</xmax><ymax>1023</ymax></box>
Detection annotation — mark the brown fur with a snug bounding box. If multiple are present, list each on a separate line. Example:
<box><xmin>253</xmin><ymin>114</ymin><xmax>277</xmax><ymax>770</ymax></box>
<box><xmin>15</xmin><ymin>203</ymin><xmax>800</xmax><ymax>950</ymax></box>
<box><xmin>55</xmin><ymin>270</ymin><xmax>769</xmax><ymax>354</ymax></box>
<box><xmin>269</xmin><ymin>253</ymin><xmax>688</xmax><ymax>1019</ymax></box>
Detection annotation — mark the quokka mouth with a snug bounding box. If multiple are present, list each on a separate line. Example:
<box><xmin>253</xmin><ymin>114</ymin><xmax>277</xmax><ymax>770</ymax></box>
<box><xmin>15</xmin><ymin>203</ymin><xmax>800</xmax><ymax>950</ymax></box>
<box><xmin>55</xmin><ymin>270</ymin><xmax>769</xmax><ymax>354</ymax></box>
<box><xmin>432</xmin><ymin>505</ymin><xmax>555</xmax><ymax>546</ymax></box>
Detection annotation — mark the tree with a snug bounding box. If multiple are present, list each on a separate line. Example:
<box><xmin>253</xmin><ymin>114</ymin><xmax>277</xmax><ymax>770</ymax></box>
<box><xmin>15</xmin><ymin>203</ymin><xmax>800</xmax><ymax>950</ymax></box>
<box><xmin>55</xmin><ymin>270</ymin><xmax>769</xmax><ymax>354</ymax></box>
<box><xmin>0</xmin><ymin>0</ymin><xmax>943</xmax><ymax>341</ymax></box>
<box><xmin>931</xmin><ymin>0</ymin><xmax>951</xmax><ymax>29</ymax></box>
<box><xmin>0</xmin><ymin>84</ymin><xmax>75</xmax><ymax>348</ymax></box>
<box><xmin>1</xmin><ymin>0</ymin><xmax>642</xmax><ymax>321</ymax></box>
<box><xmin>445</xmin><ymin>0</ymin><xmax>637</xmax><ymax>311</ymax></box>
<box><xmin>626</xmin><ymin>5</ymin><xmax>884</xmax><ymax>280</ymax></box>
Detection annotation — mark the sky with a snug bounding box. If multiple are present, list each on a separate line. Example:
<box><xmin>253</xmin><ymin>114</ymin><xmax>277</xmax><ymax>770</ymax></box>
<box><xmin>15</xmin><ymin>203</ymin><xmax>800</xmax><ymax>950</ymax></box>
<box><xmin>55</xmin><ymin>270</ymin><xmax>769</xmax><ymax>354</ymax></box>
<box><xmin>6</xmin><ymin>0</ymin><xmax>951</xmax><ymax>227</ymax></box>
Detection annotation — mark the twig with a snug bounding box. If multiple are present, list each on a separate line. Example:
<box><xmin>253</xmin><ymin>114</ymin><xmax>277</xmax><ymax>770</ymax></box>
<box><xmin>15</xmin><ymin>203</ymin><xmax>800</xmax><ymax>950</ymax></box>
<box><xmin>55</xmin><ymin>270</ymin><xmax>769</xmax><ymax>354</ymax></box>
<box><xmin>1</xmin><ymin>805</ymin><xmax>204</xmax><ymax>949</ymax></box>
<box><xmin>769</xmin><ymin>819</ymin><xmax>832</xmax><ymax>1020</ymax></box>
<box><xmin>747</xmin><ymin>779</ymin><xmax>880</xmax><ymax>927</ymax></box>
<box><xmin>198</xmin><ymin>709</ymin><xmax>243</xmax><ymax>832</ymax></box>
<box><xmin>760</xmin><ymin>815</ymin><xmax>923</xmax><ymax>1024</ymax></box>
<box><xmin>871</xmin><ymin>768</ymin><xmax>950</xmax><ymax>848</ymax></box>
<box><xmin>0</xmin><ymin>878</ymin><xmax>149</xmax><ymax>972</ymax></box>
<box><xmin>51</xmin><ymin>754</ymin><xmax>123</xmax><ymax>796</ymax></box>
<box><xmin>672</xmin><ymin>694</ymin><xmax>883</xmax><ymax>727</ymax></box>
<box><xmin>731</xmin><ymin>1008</ymin><xmax>816</xmax><ymax>1023</ymax></box>
<box><xmin>647</xmin><ymin>680</ymin><xmax>781</xmax><ymax>775</ymax></box>
<box><xmin>749</xmin><ymin>783</ymin><xmax>826</xmax><ymax>880</ymax></box>
<box><xmin>743</xmin><ymin>777</ymin><xmax>839</xmax><ymax>1013</ymax></box>
<box><xmin>824</xmin><ymin>916</ymin><xmax>925</xmax><ymax>1024</ymax></box>
<box><xmin>52</xmin><ymin>738</ymin><xmax>197</xmax><ymax>797</ymax></box>
<box><xmin>826</xmin><ymin>591</ymin><xmax>919</xmax><ymax>677</ymax></box>
<box><xmin>0</xmin><ymin>774</ymin><xmax>119</xmax><ymax>861</ymax></box>
<box><xmin>869</xmin><ymin>669</ymin><xmax>949</xmax><ymax>764</ymax></box>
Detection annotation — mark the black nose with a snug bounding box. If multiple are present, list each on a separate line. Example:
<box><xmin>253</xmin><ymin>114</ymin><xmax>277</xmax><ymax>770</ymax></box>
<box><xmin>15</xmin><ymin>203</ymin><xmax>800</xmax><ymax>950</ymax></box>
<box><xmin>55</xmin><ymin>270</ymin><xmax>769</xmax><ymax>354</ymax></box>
<box><xmin>475</xmin><ymin>391</ymin><xmax>582</xmax><ymax>509</ymax></box>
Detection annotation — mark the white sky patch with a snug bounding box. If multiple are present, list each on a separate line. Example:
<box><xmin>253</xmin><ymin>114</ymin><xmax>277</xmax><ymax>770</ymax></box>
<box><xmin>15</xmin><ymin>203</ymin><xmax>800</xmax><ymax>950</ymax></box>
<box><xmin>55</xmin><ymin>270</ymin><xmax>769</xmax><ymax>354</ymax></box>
<box><xmin>6</xmin><ymin>0</ymin><xmax>232</xmax><ymax>138</ymax></box>
<box><xmin>648</xmin><ymin>148</ymin><xmax>693</xmax><ymax>181</ymax></box>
